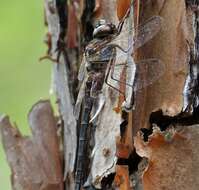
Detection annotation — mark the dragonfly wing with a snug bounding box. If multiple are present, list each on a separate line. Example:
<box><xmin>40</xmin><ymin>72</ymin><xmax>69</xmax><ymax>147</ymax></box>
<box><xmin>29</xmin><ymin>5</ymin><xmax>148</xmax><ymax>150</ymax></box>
<box><xmin>90</xmin><ymin>94</ymin><xmax>105</xmax><ymax>123</ymax></box>
<box><xmin>133</xmin><ymin>16</ymin><xmax>163</xmax><ymax>50</ymax></box>
<box><xmin>108</xmin><ymin>15</ymin><xmax>163</xmax><ymax>53</ymax></box>
<box><xmin>109</xmin><ymin>57</ymin><xmax>165</xmax><ymax>91</ymax></box>
<box><xmin>135</xmin><ymin>58</ymin><xmax>165</xmax><ymax>90</ymax></box>
<box><xmin>110</xmin><ymin>50</ymin><xmax>136</xmax><ymax>87</ymax></box>
<box><xmin>108</xmin><ymin>21</ymin><xmax>130</xmax><ymax>51</ymax></box>
<box><xmin>122</xmin><ymin>56</ymin><xmax>136</xmax><ymax>112</ymax></box>
<box><xmin>74</xmin><ymin>79</ymin><xmax>86</xmax><ymax>120</ymax></box>
<box><xmin>78</xmin><ymin>54</ymin><xmax>87</xmax><ymax>81</ymax></box>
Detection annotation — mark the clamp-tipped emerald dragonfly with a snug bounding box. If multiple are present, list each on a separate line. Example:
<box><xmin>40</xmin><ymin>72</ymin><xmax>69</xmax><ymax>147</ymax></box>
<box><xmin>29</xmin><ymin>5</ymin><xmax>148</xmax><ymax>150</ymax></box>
<box><xmin>74</xmin><ymin>12</ymin><xmax>164</xmax><ymax>190</ymax></box>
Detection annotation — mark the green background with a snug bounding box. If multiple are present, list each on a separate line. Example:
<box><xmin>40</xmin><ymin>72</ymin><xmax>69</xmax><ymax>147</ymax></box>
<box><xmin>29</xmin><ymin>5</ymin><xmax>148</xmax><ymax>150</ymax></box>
<box><xmin>0</xmin><ymin>1</ymin><xmax>52</xmax><ymax>189</ymax></box>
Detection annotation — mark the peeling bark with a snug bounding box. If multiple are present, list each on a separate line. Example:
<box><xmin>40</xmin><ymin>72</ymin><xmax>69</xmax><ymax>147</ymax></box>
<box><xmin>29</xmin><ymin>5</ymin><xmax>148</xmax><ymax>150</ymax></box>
<box><xmin>2</xmin><ymin>1</ymin><xmax>199</xmax><ymax>190</ymax></box>
<box><xmin>114</xmin><ymin>165</ymin><xmax>130</xmax><ymax>190</ymax></box>
<box><xmin>0</xmin><ymin>100</ymin><xmax>63</xmax><ymax>190</ymax></box>
<box><xmin>132</xmin><ymin>0</ymin><xmax>189</xmax><ymax>135</ymax></box>
<box><xmin>86</xmin><ymin>1</ymin><xmax>122</xmax><ymax>188</ymax></box>
<box><xmin>44</xmin><ymin>1</ymin><xmax>77</xmax><ymax>188</ymax></box>
<box><xmin>135</xmin><ymin>125</ymin><xmax>199</xmax><ymax>190</ymax></box>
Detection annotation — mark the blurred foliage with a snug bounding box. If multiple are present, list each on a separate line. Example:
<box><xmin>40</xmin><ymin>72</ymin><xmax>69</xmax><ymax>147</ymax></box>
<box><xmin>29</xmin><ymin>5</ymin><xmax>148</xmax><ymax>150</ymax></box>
<box><xmin>0</xmin><ymin>1</ymin><xmax>52</xmax><ymax>189</ymax></box>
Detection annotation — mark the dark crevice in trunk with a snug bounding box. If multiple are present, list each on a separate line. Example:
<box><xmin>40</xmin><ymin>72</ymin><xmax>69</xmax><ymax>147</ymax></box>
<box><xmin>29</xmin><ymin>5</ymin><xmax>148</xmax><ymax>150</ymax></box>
<box><xmin>139</xmin><ymin>128</ymin><xmax>153</xmax><ymax>142</ymax></box>
<box><xmin>81</xmin><ymin>0</ymin><xmax>95</xmax><ymax>45</ymax></box>
<box><xmin>144</xmin><ymin>2</ymin><xmax>199</xmax><ymax>140</ymax></box>
<box><xmin>120</xmin><ymin>119</ymin><xmax>128</xmax><ymax>138</ymax></box>
<box><xmin>183</xmin><ymin>2</ymin><xmax>199</xmax><ymax>114</ymax></box>
<box><xmin>101</xmin><ymin>173</ymin><xmax>116</xmax><ymax>190</ymax></box>
<box><xmin>149</xmin><ymin>107</ymin><xmax>199</xmax><ymax>131</ymax></box>
<box><xmin>56</xmin><ymin>0</ymin><xmax>75</xmax><ymax>100</ymax></box>
<box><xmin>56</xmin><ymin>0</ymin><xmax>68</xmax><ymax>54</ymax></box>
<box><xmin>117</xmin><ymin>150</ymin><xmax>142</xmax><ymax>174</ymax></box>
<box><xmin>56</xmin><ymin>0</ymin><xmax>79</xmax><ymax>101</ymax></box>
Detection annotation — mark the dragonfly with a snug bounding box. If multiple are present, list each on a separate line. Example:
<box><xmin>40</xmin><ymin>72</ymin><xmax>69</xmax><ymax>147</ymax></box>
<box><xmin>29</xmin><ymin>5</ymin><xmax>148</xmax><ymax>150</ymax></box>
<box><xmin>74</xmin><ymin>12</ymin><xmax>164</xmax><ymax>190</ymax></box>
<box><xmin>75</xmin><ymin>15</ymin><xmax>164</xmax><ymax>118</ymax></box>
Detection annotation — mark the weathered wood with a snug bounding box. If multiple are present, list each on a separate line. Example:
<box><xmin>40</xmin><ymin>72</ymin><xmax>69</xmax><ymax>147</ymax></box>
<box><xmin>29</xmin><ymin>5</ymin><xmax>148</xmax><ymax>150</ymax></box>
<box><xmin>132</xmin><ymin>0</ymin><xmax>188</xmax><ymax>134</ymax></box>
<box><xmin>44</xmin><ymin>1</ymin><xmax>77</xmax><ymax>189</ymax></box>
<box><xmin>114</xmin><ymin>165</ymin><xmax>131</xmax><ymax>190</ymax></box>
<box><xmin>0</xmin><ymin>100</ymin><xmax>63</xmax><ymax>190</ymax></box>
<box><xmin>2</xmin><ymin>1</ymin><xmax>198</xmax><ymax>190</ymax></box>
<box><xmin>87</xmin><ymin>1</ymin><xmax>125</xmax><ymax>188</ymax></box>
<box><xmin>135</xmin><ymin>125</ymin><xmax>199</xmax><ymax>190</ymax></box>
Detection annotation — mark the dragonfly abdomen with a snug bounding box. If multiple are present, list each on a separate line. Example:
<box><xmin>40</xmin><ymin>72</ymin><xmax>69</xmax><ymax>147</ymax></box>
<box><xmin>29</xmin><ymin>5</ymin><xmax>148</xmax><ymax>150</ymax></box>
<box><xmin>75</xmin><ymin>79</ymin><xmax>93</xmax><ymax>190</ymax></box>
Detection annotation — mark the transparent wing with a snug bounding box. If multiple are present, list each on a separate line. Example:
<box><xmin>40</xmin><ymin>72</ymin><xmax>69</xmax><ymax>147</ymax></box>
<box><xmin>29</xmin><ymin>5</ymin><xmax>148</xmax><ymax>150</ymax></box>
<box><xmin>109</xmin><ymin>15</ymin><xmax>163</xmax><ymax>52</ymax></box>
<box><xmin>74</xmin><ymin>79</ymin><xmax>86</xmax><ymax>119</ymax></box>
<box><xmin>85</xmin><ymin>16</ymin><xmax>163</xmax><ymax>63</ymax></box>
<box><xmin>135</xmin><ymin>58</ymin><xmax>165</xmax><ymax>90</ymax></box>
<box><xmin>78</xmin><ymin>54</ymin><xmax>87</xmax><ymax>81</ymax></box>
<box><xmin>110</xmin><ymin>57</ymin><xmax>165</xmax><ymax>91</ymax></box>
<box><xmin>133</xmin><ymin>15</ymin><xmax>163</xmax><ymax>50</ymax></box>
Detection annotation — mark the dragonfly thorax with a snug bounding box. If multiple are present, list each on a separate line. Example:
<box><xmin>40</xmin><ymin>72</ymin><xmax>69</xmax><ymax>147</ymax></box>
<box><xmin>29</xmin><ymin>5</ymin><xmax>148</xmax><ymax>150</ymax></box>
<box><xmin>86</xmin><ymin>45</ymin><xmax>114</xmax><ymax>61</ymax></box>
<box><xmin>85</xmin><ymin>44</ymin><xmax>115</xmax><ymax>72</ymax></box>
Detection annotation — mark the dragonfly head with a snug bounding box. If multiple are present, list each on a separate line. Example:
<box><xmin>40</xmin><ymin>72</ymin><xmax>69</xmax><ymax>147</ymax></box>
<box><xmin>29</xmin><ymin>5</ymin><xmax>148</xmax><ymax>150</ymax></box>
<box><xmin>93</xmin><ymin>19</ymin><xmax>117</xmax><ymax>39</ymax></box>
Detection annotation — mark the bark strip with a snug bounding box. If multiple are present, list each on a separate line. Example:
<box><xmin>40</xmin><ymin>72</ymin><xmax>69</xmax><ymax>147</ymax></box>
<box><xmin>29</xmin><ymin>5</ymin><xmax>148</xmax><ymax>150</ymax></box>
<box><xmin>0</xmin><ymin>100</ymin><xmax>63</xmax><ymax>190</ymax></box>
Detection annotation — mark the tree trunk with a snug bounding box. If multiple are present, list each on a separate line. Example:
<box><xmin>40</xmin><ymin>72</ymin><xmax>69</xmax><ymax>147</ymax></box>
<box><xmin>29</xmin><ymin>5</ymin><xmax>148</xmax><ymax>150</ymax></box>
<box><xmin>1</xmin><ymin>0</ymin><xmax>199</xmax><ymax>190</ymax></box>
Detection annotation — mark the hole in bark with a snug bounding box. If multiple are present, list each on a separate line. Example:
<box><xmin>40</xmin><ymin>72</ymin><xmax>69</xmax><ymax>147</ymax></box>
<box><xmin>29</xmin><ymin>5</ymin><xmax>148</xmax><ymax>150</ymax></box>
<box><xmin>149</xmin><ymin>110</ymin><xmax>175</xmax><ymax>131</ymax></box>
<box><xmin>81</xmin><ymin>0</ymin><xmax>95</xmax><ymax>43</ymax></box>
<box><xmin>101</xmin><ymin>173</ymin><xmax>116</xmax><ymax>189</ymax></box>
<box><xmin>120</xmin><ymin>120</ymin><xmax>128</xmax><ymax>138</ymax></box>
<box><xmin>128</xmin><ymin>150</ymin><xmax>142</xmax><ymax>175</ymax></box>
<box><xmin>120</xmin><ymin>111</ymin><xmax>128</xmax><ymax>138</ymax></box>
<box><xmin>179</xmin><ymin>106</ymin><xmax>199</xmax><ymax>125</ymax></box>
<box><xmin>140</xmin><ymin>128</ymin><xmax>153</xmax><ymax>141</ymax></box>
<box><xmin>116</xmin><ymin>150</ymin><xmax>142</xmax><ymax>174</ymax></box>
<box><xmin>149</xmin><ymin>107</ymin><xmax>199</xmax><ymax>132</ymax></box>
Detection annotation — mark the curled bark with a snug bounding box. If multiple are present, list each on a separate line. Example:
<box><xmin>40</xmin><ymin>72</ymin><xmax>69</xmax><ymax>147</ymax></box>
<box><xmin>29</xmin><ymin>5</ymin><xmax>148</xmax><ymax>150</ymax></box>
<box><xmin>132</xmin><ymin>0</ymin><xmax>188</xmax><ymax>134</ymax></box>
<box><xmin>134</xmin><ymin>125</ymin><xmax>199</xmax><ymax>190</ymax></box>
<box><xmin>44</xmin><ymin>1</ymin><xmax>77</xmax><ymax>188</ymax></box>
<box><xmin>2</xmin><ymin>1</ymin><xmax>199</xmax><ymax>190</ymax></box>
<box><xmin>0</xmin><ymin>100</ymin><xmax>63</xmax><ymax>190</ymax></box>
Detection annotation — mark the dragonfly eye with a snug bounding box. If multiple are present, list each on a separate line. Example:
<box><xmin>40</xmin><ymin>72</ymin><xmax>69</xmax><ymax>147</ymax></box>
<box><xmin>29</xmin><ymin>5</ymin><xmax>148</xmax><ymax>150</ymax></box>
<box><xmin>93</xmin><ymin>20</ymin><xmax>117</xmax><ymax>39</ymax></box>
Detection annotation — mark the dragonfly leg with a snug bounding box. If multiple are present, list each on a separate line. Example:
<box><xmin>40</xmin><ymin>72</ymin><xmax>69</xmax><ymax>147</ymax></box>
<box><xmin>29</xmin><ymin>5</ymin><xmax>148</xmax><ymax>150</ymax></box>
<box><xmin>110</xmin><ymin>60</ymin><xmax>136</xmax><ymax>112</ymax></box>
<box><xmin>39</xmin><ymin>54</ymin><xmax>57</xmax><ymax>62</ymax></box>
<box><xmin>109</xmin><ymin>43</ymin><xmax>130</xmax><ymax>53</ymax></box>
<box><xmin>117</xmin><ymin>7</ymin><xmax>130</xmax><ymax>33</ymax></box>
<box><xmin>105</xmin><ymin>54</ymin><xmax>126</xmax><ymax>97</ymax></box>
<box><xmin>110</xmin><ymin>61</ymin><xmax>134</xmax><ymax>88</ymax></box>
